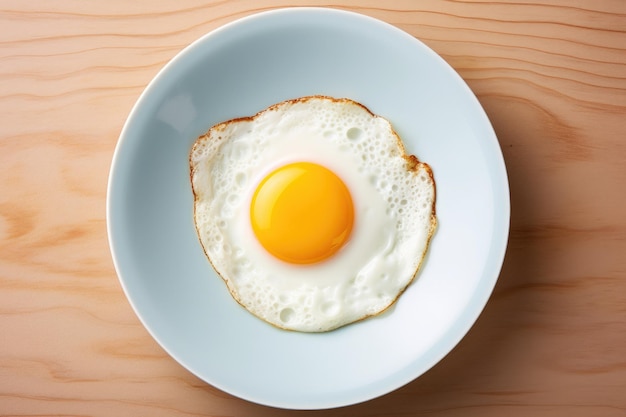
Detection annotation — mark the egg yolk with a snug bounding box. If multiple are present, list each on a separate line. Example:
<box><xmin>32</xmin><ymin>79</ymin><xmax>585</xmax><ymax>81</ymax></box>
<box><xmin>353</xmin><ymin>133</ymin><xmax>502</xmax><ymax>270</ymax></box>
<box><xmin>250</xmin><ymin>162</ymin><xmax>354</xmax><ymax>264</ymax></box>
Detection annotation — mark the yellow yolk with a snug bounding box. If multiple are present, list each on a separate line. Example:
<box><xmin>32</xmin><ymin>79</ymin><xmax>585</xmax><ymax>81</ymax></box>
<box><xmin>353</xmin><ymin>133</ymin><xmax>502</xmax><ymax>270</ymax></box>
<box><xmin>250</xmin><ymin>162</ymin><xmax>354</xmax><ymax>264</ymax></box>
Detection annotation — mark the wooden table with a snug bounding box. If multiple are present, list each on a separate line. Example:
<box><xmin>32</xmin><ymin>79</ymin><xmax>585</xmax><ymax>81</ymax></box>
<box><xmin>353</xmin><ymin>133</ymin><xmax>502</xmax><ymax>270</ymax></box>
<box><xmin>1</xmin><ymin>1</ymin><xmax>625</xmax><ymax>416</ymax></box>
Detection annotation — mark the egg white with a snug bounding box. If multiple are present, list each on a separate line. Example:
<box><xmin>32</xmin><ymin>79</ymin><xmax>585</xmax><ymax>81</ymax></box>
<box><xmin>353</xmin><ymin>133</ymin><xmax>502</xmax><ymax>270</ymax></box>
<box><xmin>190</xmin><ymin>96</ymin><xmax>436</xmax><ymax>332</ymax></box>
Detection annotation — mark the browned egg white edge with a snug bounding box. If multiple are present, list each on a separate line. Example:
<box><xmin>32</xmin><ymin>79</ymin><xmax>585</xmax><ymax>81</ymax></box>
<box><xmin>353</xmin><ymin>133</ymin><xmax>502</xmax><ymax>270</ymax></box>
<box><xmin>189</xmin><ymin>95</ymin><xmax>438</xmax><ymax>332</ymax></box>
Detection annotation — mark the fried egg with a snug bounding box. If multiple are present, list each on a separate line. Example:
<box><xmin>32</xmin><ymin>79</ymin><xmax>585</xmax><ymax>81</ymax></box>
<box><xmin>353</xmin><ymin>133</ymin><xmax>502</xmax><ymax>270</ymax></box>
<box><xmin>190</xmin><ymin>96</ymin><xmax>436</xmax><ymax>332</ymax></box>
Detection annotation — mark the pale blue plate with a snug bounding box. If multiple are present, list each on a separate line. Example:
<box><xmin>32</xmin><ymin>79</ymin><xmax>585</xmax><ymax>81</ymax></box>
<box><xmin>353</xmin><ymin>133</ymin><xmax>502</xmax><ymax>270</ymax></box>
<box><xmin>107</xmin><ymin>7</ymin><xmax>509</xmax><ymax>410</ymax></box>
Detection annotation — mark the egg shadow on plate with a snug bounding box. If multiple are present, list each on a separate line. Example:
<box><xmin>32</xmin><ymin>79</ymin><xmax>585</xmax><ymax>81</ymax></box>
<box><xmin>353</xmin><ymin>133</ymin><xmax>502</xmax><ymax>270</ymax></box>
<box><xmin>207</xmin><ymin>97</ymin><xmax>541</xmax><ymax>416</ymax></box>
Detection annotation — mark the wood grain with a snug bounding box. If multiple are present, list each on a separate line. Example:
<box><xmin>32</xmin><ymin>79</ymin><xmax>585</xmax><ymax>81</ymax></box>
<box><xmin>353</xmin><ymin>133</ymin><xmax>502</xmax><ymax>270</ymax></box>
<box><xmin>1</xmin><ymin>0</ymin><xmax>625</xmax><ymax>416</ymax></box>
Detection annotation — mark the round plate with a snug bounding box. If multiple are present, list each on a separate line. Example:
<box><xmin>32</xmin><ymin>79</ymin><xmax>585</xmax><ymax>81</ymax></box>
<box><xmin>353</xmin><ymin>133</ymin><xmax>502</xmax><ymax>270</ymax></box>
<box><xmin>107</xmin><ymin>7</ymin><xmax>509</xmax><ymax>410</ymax></box>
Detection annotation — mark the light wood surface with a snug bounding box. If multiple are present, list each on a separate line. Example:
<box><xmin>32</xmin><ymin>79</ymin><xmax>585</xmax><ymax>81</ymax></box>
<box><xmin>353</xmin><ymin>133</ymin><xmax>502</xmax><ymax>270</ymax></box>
<box><xmin>1</xmin><ymin>1</ymin><xmax>625</xmax><ymax>416</ymax></box>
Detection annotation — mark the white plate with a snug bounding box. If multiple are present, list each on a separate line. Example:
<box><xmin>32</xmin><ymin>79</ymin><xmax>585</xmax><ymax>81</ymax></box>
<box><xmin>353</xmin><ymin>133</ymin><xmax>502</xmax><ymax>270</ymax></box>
<box><xmin>107</xmin><ymin>7</ymin><xmax>509</xmax><ymax>410</ymax></box>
